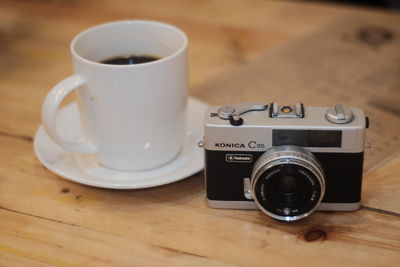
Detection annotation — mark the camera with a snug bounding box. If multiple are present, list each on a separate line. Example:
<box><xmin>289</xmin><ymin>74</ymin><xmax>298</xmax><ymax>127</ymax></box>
<box><xmin>202</xmin><ymin>102</ymin><xmax>368</xmax><ymax>221</ymax></box>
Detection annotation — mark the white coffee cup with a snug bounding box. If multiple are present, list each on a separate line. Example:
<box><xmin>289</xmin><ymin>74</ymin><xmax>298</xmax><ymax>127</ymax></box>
<box><xmin>42</xmin><ymin>20</ymin><xmax>188</xmax><ymax>171</ymax></box>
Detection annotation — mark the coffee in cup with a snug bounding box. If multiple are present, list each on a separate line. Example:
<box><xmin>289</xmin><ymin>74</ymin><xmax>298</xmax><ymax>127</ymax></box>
<box><xmin>100</xmin><ymin>54</ymin><xmax>161</xmax><ymax>65</ymax></box>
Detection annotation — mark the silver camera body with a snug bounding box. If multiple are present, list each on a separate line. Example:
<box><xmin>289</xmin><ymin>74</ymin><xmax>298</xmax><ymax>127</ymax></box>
<box><xmin>203</xmin><ymin>102</ymin><xmax>367</xmax><ymax>221</ymax></box>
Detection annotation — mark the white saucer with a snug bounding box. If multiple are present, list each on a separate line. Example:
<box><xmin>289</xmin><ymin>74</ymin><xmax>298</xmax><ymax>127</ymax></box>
<box><xmin>34</xmin><ymin>97</ymin><xmax>208</xmax><ymax>189</ymax></box>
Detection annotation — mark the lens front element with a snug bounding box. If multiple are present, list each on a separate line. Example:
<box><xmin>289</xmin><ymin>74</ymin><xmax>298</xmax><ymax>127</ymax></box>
<box><xmin>251</xmin><ymin>146</ymin><xmax>325</xmax><ymax>221</ymax></box>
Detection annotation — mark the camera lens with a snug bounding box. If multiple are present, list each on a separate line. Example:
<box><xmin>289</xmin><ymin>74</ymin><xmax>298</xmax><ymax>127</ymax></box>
<box><xmin>278</xmin><ymin>175</ymin><xmax>297</xmax><ymax>193</ymax></box>
<box><xmin>251</xmin><ymin>146</ymin><xmax>325</xmax><ymax>221</ymax></box>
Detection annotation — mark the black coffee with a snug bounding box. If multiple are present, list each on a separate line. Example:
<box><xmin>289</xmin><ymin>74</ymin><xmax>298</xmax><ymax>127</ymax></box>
<box><xmin>100</xmin><ymin>54</ymin><xmax>161</xmax><ymax>65</ymax></box>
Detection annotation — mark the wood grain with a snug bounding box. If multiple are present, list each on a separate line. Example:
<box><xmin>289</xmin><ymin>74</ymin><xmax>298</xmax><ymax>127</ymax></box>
<box><xmin>0</xmin><ymin>0</ymin><xmax>399</xmax><ymax>266</ymax></box>
<box><xmin>363</xmin><ymin>153</ymin><xmax>400</xmax><ymax>214</ymax></box>
<box><xmin>0</xmin><ymin>209</ymin><xmax>233</xmax><ymax>267</ymax></box>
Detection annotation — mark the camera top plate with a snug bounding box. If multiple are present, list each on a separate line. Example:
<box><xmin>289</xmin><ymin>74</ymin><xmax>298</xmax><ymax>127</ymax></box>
<box><xmin>204</xmin><ymin>103</ymin><xmax>367</xmax><ymax>153</ymax></box>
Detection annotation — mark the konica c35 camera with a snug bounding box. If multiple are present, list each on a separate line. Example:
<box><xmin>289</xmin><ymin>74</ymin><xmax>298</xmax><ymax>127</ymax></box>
<box><xmin>202</xmin><ymin>102</ymin><xmax>368</xmax><ymax>221</ymax></box>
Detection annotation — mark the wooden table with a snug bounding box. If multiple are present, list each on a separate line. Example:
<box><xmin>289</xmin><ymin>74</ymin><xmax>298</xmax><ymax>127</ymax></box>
<box><xmin>1</xmin><ymin>0</ymin><xmax>399</xmax><ymax>266</ymax></box>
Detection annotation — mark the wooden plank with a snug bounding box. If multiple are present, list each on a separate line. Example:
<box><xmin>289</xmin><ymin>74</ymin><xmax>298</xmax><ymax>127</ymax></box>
<box><xmin>0</xmin><ymin>135</ymin><xmax>399</xmax><ymax>266</ymax></box>
<box><xmin>363</xmin><ymin>153</ymin><xmax>400</xmax><ymax>214</ymax></box>
<box><xmin>0</xmin><ymin>209</ymin><xmax>232</xmax><ymax>267</ymax></box>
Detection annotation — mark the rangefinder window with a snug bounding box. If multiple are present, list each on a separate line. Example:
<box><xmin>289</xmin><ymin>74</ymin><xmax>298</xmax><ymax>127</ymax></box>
<box><xmin>272</xmin><ymin>130</ymin><xmax>342</xmax><ymax>147</ymax></box>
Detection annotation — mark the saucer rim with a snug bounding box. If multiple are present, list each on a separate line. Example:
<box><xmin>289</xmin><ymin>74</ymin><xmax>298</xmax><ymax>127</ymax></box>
<box><xmin>33</xmin><ymin>97</ymin><xmax>207</xmax><ymax>189</ymax></box>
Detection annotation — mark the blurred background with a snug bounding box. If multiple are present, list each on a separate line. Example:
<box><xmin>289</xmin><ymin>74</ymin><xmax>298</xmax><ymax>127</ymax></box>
<box><xmin>316</xmin><ymin>0</ymin><xmax>400</xmax><ymax>9</ymax></box>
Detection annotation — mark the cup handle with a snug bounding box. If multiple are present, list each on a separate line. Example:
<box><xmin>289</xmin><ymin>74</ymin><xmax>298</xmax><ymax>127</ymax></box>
<box><xmin>42</xmin><ymin>75</ymin><xmax>97</xmax><ymax>154</ymax></box>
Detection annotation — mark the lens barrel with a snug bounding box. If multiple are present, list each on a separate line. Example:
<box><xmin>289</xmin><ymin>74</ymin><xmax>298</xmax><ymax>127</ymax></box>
<box><xmin>251</xmin><ymin>146</ymin><xmax>325</xmax><ymax>221</ymax></box>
